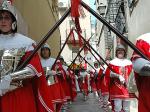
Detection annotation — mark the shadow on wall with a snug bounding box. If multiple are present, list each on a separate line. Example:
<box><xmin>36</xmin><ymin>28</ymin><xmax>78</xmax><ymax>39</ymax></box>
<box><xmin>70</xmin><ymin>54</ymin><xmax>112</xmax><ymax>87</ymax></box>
<box><xmin>16</xmin><ymin>8</ymin><xmax>28</xmax><ymax>36</ymax></box>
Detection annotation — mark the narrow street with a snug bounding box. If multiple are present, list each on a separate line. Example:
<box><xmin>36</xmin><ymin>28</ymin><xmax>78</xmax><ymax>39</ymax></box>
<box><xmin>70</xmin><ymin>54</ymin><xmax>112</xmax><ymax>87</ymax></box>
<box><xmin>66</xmin><ymin>93</ymin><xmax>138</xmax><ymax>112</ymax></box>
<box><xmin>67</xmin><ymin>93</ymin><xmax>110</xmax><ymax>112</ymax></box>
<box><xmin>0</xmin><ymin>0</ymin><xmax>148</xmax><ymax>112</ymax></box>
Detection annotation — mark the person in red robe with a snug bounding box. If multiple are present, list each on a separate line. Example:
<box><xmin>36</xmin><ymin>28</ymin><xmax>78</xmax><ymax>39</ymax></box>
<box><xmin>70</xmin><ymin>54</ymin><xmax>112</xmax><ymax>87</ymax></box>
<box><xmin>89</xmin><ymin>70</ymin><xmax>97</xmax><ymax>94</ymax></box>
<box><xmin>78</xmin><ymin>65</ymin><xmax>89</xmax><ymax>101</ymax></box>
<box><xmin>96</xmin><ymin>64</ymin><xmax>105</xmax><ymax>108</ymax></box>
<box><xmin>105</xmin><ymin>44</ymin><xmax>132</xmax><ymax>112</ymax></box>
<box><xmin>0</xmin><ymin>1</ymin><xmax>54</xmax><ymax>112</ymax></box>
<box><xmin>67</xmin><ymin>68</ymin><xmax>77</xmax><ymax>101</ymax></box>
<box><xmin>40</xmin><ymin>44</ymin><xmax>66</xmax><ymax>112</ymax></box>
<box><xmin>100</xmin><ymin>64</ymin><xmax>110</xmax><ymax>111</ymax></box>
<box><xmin>132</xmin><ymin>33</ymin><xmax>150</xmax><ymax>112</ymax></box>
<box><xmin>90</xmin><ymin>62</ymin><xmax>100</xmax><ymax>95</ymax></box>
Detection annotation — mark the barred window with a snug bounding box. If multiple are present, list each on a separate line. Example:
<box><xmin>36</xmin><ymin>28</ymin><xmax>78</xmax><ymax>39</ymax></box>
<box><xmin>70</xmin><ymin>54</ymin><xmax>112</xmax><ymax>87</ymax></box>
<box><xmin>128</xmin><ymin>0</ymin><xmax>139</xmax><ymax>13</ymax></box>
<box><xmin>128</xmin><ymin>0</ymin><xmax>134</xmax><ymax>8</ymax></box>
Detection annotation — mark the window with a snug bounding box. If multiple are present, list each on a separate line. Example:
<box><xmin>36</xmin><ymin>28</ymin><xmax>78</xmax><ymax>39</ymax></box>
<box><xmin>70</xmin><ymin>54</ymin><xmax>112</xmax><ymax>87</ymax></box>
<box><xmin>128</xmin><ymin>0</ymin><xmax>139</xmax><ymax>13</ymax></box>
<box><xmin>115</xmin><ymin>3</ymin><xmax>126</xmax><ymax>34</ymax></box>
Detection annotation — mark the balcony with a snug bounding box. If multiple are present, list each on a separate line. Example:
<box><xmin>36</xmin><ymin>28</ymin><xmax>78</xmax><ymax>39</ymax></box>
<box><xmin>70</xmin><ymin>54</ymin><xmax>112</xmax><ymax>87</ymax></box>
<box><xmin>66</xmin><ymin>29</ymin><xmax>86</xmax><ymax>46</ymax></box>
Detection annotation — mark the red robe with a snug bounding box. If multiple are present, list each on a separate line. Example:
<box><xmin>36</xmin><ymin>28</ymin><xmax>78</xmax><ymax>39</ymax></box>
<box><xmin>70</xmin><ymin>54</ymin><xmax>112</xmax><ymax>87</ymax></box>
<box><xmin>53</xmin><ymin>62</ymin><xmax>70</xmax><ymax>112</ymax></box>
<box><xmin>0</xmin><ymin>52</ymin><xmax>54</xmax><ymax>112</ymax></box>
<box><xmin>96</xmin><ymin>68</ymin><xmax>104</xmax><ymax>92</ymax></box>
<box><xmin>106</xmin><ymin>58</ymin><xmax>132</xmax><ymax>100</ymax></box>
<box><xmin>78</xmin><ymin>71</ymin><xmax>89</xmax><ymax>96</ymax></box>
<box><xmin>100</xmin><ymin>74</ymin><xmax>110</xmax><ymax>95</ymax></box>
<box><xmin>89</xmin><ymin>71</ymin><xmax>97</xmax><ymax>92</ymax></box>
<box><xmin>67</xmin><ymin>69</ymin><xmax>77</xmax><ymax>101</ymax></box>
<box><xmin>50</xmin><ymin>62</ymin><xmax>66</xmax><ymax>104</ymax></box>
<box><xmin>132</xmin><ymin>33</ymin><xmax>150</xmax><ymax>112</ymax></box>
<box><xmin>54</xmin><ymin>62</ymin><xmax>71</xmax><ymax>101</ymax></box>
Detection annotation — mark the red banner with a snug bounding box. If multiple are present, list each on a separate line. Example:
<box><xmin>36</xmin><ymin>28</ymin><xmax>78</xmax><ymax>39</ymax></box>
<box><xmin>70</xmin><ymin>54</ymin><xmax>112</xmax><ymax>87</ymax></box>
<box><xmin>8</xmin><ymin>0</ymin><xmax>13</xmax><ymax>3</ymax></box>
<box><xmin>69</xmin><ymin>29</ymin><xmax>76</xmax><ymax>46</ymax></box>
<box><xmin>71</xmin><ymin>0</ymin><xmax>83</xmax><ymax>47</ymax></box>
<box><xmin>71</xmin><ymin>0</ymin><xmax>80</xmax><ymax>17</ymax></box>
<box><xmin>74</xmin><ymin>26</ymin><xmax>83</xmax><ymax>47</ymax></box>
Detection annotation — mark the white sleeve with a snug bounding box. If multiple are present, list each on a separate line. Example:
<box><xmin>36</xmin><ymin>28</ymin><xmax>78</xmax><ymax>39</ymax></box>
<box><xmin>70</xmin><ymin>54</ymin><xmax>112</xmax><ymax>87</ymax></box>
<box><xmin>0</xmin><ymin>75</ymin><xmax>12</xmax><ymax>96</ymax></box>
<box><xmin>132</xmin><ymin>58</ymin><xmax>150</xmax><ymax>73</ymax></box>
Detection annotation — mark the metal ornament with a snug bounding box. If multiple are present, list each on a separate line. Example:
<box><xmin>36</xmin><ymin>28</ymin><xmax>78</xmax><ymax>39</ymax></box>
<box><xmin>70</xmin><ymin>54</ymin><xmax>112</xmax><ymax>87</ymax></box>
<box><xmin>43</xmin><ymin>67</ymin><xmax>58</xmax><ymax>85</ymax></box>
<box><xmin>0</xmin><ymin>48</ymin><xmax>25</xmax><ymax>78</ymax></box>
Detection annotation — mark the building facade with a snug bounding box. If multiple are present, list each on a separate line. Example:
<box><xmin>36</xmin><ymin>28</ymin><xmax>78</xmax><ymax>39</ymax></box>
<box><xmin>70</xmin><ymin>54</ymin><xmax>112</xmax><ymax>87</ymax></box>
<box><xmin>58</xmin><ymin>0</ymin><xmax>92</xmax><ymax>66</ymax></box>
<box><xmin>96</xmin><ymin>0</ymin><xmax>128</xmax><ymax>59</ymax></box>
<box><xmin>96</xmin><ymin>0</ymin><xmax>143</xmax><ymax>111</ymax></box>
<box><xmin>13</xmin><ymin>0</ymin><xmax>61</xmax><ymax>57</ymax></box>
<box><xmin>125</xmin><ymin>0</ymin><xmax>150</xmax><ymax>57</ymax></box>
<box><xmin>96</xmin><ymin>0</ymin><xmax>150</xmax><ymax>58</ymax></box>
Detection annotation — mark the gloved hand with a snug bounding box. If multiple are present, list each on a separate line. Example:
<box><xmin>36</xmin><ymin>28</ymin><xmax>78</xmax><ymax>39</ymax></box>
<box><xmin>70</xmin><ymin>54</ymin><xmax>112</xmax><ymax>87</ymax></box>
<box><xmin>66</xmin><ymin>71</ymin><xmax>69</xmax><ymax>76</ymax></box>
<box><xmin>140</xmin><ymin>63</ymin><xmax>150</xmax><ymax>76</ymax></box>
<box><xmin>47</xmin><ymin>70</ymin><xmax>57</xmax><ymax>76</ymax></box>
<box><xmin>94</xmin><ymin>72</ymin><xmax>98</xmax><ymax>76</ymax></box>
<box><xmin>75</xmin><ymin>75</ymin><xmax>78</xmax><ymax>79</ymax></box>
<box><xmin>0</xmin><ymin>75</ymin><xmax>12</xmax><ymax>89</ymax></box>
<box><xmin>0</xmin><ymin>89</ymin><xmax>2</xmax><ymax>96</ymax></box>
<box><xmin>118</xmin><ymin>75</ymin><xmax>125</xmax><ymax>85</ymax></box>
<box><xmin>56</xmin><ymin>71</ymin><xmax>62</xmax><ymax>76</ymax></box>
<box><xmin>110</xmin><ymin>71</ymin><xmax>120</xmax><ymax>78</ymax></box>
<box><xmin>52</xmin><ymin>70</ymin><xmax>57</xmax><ymax>75</ymax></box>
<box><xmin>0</xmin><ymin>75</ymin><xmax>12</xmax><ymax>96</ymax></box>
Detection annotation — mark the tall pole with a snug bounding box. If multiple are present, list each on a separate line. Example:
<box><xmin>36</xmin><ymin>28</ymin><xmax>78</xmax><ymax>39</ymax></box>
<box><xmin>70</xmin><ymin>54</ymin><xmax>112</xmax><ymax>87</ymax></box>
<box><xmin>51</xmin><ymin>29</ymin><xmax>73</xmax><ymax>69</ymax></box>
<box><xmin>69</xmin><ymin>45</ymin><xmax>86</xmax><ymax>67</ymax></box>
<box><xmin>79</xmin><ymin>34</ymin><xmax>113</xmax><ymax>71</ymax></box>
<box><xmin>16</xmin><ymin>8</ymin><xmax>71</xmax><ymax>71</ymax></box>
<box><xmin>73</xmin><ymin>29</ymin><xmax>112</xmax><ymax>71</ymax></box>
<box><xmin>87</xmin><ymin>47</ymin><xmax>105</xmax><ymax>69</ymax></box>
<box><xmin>69</xmin><ymin>34</ymin><xmax>94</xmax><ymax>67</ymax></box>
<box><xmin>79</xmin><ymin>55</ymin><xmax>96</xmax><ymax>71</ymax></box>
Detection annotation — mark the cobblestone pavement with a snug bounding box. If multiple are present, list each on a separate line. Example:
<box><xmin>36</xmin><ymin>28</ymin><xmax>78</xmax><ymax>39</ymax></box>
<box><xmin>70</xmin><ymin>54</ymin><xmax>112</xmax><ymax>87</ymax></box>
<box><xmin>64</xmin><ymin>93</ymin><xmax>138</xmax><ymax>112</ymax></box>
<box><xmin>66</xmin><ymin>93</ymin><xmax>111</xmax><ymax>112</ymax></box>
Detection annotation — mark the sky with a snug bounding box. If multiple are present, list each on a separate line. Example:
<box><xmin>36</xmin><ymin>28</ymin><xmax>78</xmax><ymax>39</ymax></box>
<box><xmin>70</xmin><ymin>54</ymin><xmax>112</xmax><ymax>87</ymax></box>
<box><xmin>89</xmin><ymin>0</ymin><xmax>96</xmax><ymax>25</ymax></box>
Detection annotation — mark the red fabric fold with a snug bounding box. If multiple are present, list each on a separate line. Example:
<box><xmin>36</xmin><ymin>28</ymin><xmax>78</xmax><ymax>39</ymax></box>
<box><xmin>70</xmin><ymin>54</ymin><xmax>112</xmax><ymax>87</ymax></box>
<box><xmin>23</xmin><ymin>52</ymin><xmax>55</xmax><ymax>112</ymax></box>
<box><xmin>74</xmin><ymin>26</ymin><xmax>83</xmax><ymax>47</ymax></box>
<box><xmin>69</xmin><ymin>29</ymin><xmax>76</xmax><ymax>46</ymax></box>
<box><xmin>1</xmin><ymin>52</ymin><xmax>54</xmax><ymax>112</ymax></box>
<box><xmin>71</xmin><ymin>0</ymin><xmax>83</xmax><ymax>47</ymax></box>
<box><xmin>8</xmin><ymin>0</ymin><xmax>13</xmax><ymax>4</ymax></box>
<box><xmin>71</xmin><ymin>0</ymin><xmax>80</xmax><ymax>17</ymax></box>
